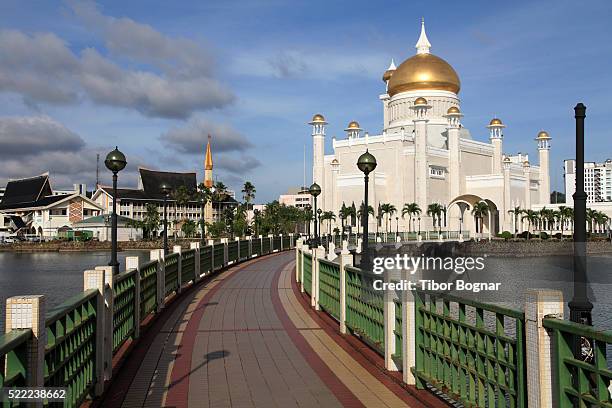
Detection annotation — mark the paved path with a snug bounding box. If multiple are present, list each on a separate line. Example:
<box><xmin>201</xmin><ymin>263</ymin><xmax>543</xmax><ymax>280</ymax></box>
<box><xmin>100</xmin><ymin>252</ymin><xmax>444</xmax><ymax>408</ymax></box>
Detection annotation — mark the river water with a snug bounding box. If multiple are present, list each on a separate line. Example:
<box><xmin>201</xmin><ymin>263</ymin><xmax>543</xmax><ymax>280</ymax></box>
<box><xmin>0</xmin><ymin>251</ymin><xmax>150</xmax><ymax>333</ymax></box>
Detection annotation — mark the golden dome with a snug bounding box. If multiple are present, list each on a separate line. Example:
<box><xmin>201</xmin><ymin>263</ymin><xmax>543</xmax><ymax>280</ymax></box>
<box><xmin>311</xmin><ymin>113</ymin><xmax>325</xmax><ymax>122</ymax></box>
<box><xmin>387</xmin><ymin>53</ymin><xmax>460</xmax><ymax>97</ymax></box>
<box><xmin>523</xmin><ymin>160</ymin><xmax>530</xmax><ymax>166</ymax></box>
<box><xmin>347</xmin><ymin>121</ymin><xmax>360</xmax><ymax>129</ymax></box>
<box><xmin>447</xmin><ymin>106</ymin><xmax>460</xmax><ymax>114</ymax></box>
<box><xmin>537</xmin><ymin>130</ymin><xmax>551</xmax><ymax>139</ymax></box>
<box><xmin>489</xmin><ymin>118</ymin><xmax>503</xmax><ymax>126</ymax></box>
<box><xmin>382</xmin><ymin>70</ymin><xmax>394</xmax><ymax>82</ymax></box>
<box><xmin>414</xmin><ymin>97</ymin><xmax>428</xmax><ymax>106</ymax></box>
<box><xmin>503</xmin><ymin>156</ymin><xmax>512</xmax><ymax>163</ymax></box>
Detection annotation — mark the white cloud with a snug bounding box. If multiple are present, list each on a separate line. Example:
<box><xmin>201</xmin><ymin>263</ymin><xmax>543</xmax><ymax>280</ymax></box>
<box><xmin>160</xmin><ymin>117</ymin><xmax>252</xmax><ymax>154</ymax></box>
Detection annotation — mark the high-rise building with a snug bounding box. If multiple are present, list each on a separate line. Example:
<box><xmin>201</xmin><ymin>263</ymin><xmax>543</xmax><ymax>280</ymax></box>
<box><xmin>564</xmin><ymin>159</ymin><xmax>612</xmax><ymax>204</ymax></box>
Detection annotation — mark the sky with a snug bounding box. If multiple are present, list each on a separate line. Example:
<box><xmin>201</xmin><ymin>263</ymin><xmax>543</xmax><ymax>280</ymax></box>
<box><xmin>0</xmin><ymin>0</ymin><xmax>611</xmax><ymax>202</ymax></box>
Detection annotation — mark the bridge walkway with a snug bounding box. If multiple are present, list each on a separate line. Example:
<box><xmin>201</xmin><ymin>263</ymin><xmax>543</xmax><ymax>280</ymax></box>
<box><xmin>99</xmin><ymin>252</ymin><xmax>444</xmax><ymax>408</ymax></box>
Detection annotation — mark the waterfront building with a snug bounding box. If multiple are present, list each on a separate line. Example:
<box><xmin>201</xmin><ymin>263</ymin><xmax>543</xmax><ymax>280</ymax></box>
<box><xmin>279</xmin><ymin>187</ymin><xmax>312</xmax><ymax>209</ymax></box>
<box><xmin>0</xmin><ymin>174</ymin><xmax>103</xmax><ymax>237</ymax></box>
<box><xmin>564</xmin><ymin>159</ymin><xmax>612</xmax><ymax>204</ymax></box>
<box><xmin>72</xmin><ymin>214</ymin><xmax>143</xmax><ymax>241</ymax></box>
<box><xmin>310</xmin><ymin>21</ymin><xmax>552</xmax><ymax>236</ymax></box>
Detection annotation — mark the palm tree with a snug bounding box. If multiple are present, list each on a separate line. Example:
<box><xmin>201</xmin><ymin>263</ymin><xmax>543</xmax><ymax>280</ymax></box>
<box><xmin>379</xmin><ymin>203</ymin><xmax>397</xmax><ymax>233</ymax></box>
<box><xmin>181</xmin><ymin>219</ymin><xmax>197</xmax><ymax>237</ymax></box>
<box><xmin>594</xmin><ymin>211</ymin><xmax>610</xmax><ymax>234</ymax></box>
<box><xmin>402</xmin><ymin>203</ymin><xmax>421</xmax><ymax>232</ymax></box>
<box><xmin>242</xmin><ymin>181</ymin><xmax>256</xmax><ymax>210</ymax></box>
<box><xmin>508</xmin><ymin>206</ymin><xmax>523</xmax><ymax>237</ymax></box>
<box><xmin>427</xmin><ymin>203</ymin><xmax>444</xmax><ymax>233</ymax></box>
<box><xmin>194</xmin><ymin>183</ymin><xmax>213</xmax><ymax>237</ymax></box>
<box><xmin>142</xmin><ymin>203</ymin><xmax>160</xmax><ymax>239</ymax></box>
<box><xmin>321</xmin><ymin>211</ymin><xmax>336</xmax><ymax>235</ymax></box>
<box><xmin>339</xmin><ymin>203</ymin><xmax>351</xmax><ymax>237</ymax></box>
<box><xmin>539</xmin><ymin>207</ymin><xmax>556</xmax><ymax>236</ymax></box>
<box><xmin>521</xmin><ymin>210</ymin><xmax>539</xmax><ymax>239</ymax></box>
<box><xmin>586</xmin><ymin>208</ymin><xmax>597</xmax><ymax>233</ymax></box>
<box><xmin>471</xmin><ymin>202</ymin><xmax>489</xmax><ymax>238</ymax></box>
<box><xmin>557</xmin><ymin>206</ymin><xmax>573</xmax><ymax>238</ymax></box>
<box><xmin>357</xmin><ymin>202</ymin><xmax>374</xmax><ymax>237</ymax></box>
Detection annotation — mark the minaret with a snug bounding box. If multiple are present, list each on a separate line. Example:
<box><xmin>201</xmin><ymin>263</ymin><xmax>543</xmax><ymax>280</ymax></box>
<box><xmin>523</xmin><ymin>160</ymin><xmax>531</xmax><ymax>209</ymax></box>
<box><xmin>445</xmin><ymin>106</ymin><xmax>462</xmax><ymax>201</ymax></box>
<box><xmin>345</xmin><ymin>121</ymin><xmax>361</xmax><ymax>139</ymax></box>
<box><xmin>536</xmin><ymin>130</ymin><xmax>552</xmax><ymax>204</ymax></box>
<box><xmin>411</xmin><ymin>97</ymin><xmax>430</xmax><ymax>210</ymax></box>
<box><xmin>415</xmin><ymin>18</ymin><xmax>431</xmax><ymax>55</ymax></box>
<box><xmin>309</xmin><ymin>113</ymin><xmax>327</xmax><ymax>210</ymax></box>
<box><xmin>487</xmin><ymin>118</ymin><xmax>505</xmax><ymax>173</ymax></box>
<box><xmin>503</xmin><ymin>156</ymin><xmax>512</xmax><ymax>231</ymax></box>
<box><xmin>204</xmin><ymin>134</ymin><xmax>213</xmax><ymax>188</ymax></box>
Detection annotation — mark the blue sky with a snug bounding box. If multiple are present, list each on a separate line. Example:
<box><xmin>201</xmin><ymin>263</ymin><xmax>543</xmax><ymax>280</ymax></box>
<box><xmin>0</xmin><ymin>0</ymin><xmax>611</xmax><ymax>202</ymax></box>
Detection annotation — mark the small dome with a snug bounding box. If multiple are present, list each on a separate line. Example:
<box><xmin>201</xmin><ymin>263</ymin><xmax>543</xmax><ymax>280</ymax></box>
<box><xmin>414</xmin><ymin>97</ymin><xmax>428</xmax><ymax>106</ymax></box>
<box><xmin>537</xmin><ymin>130</ymin><xmax>551</xmax><ymax>139</ymax></box>
<box><xmin>331</xmin><ymin>158</ymin><xmax>339</xmax><ymax>165</ymax></box>
<box><xmin>489</xmin><ymin>118</ymin><xmax>503</xmax><ymax>126</ymax></box>
<box><xmin>503</xmin><ymin>156</ymin><xmax>512</xmax><ymax>163</ymax></box>
<box><xmin>347</xmin><ymin>121</ymin><xmax>360</xmax><ymax>129</ymax></box>
<box><xmin>311</xmin><ymin>113</ymin><xmax>325</xmax><ymax>122</ymax></box>
<box><xmin>523</xmin><ymin>160</ymin><xmax>530</xmax><ymax>167</ymax></box>
<box><xmin>447</xmin><ymin>106</ymin><xmax>460</xmax><ymax>114</ymax></box>
<box><xmin>382</xmin><ymin>69</ymin><xmax>394</xmax><ymax>82</ymax></box>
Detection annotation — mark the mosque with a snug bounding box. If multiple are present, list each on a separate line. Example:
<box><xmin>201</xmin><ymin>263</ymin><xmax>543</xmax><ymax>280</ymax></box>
<box><xmin>310</xmin><ymin>20</ymin><xmax>551</xmax><ymax>236</ymax></box>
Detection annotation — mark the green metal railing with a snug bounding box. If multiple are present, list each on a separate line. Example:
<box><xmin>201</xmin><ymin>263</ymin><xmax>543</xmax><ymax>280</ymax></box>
<box><xmin>303</xmin><ymin>253</ymin><xmax>312</xmax><ymax>296</ymax></box>
<box><xmin>394</xmin><ymin>298</ymin><xmax>402</xmax><ymax>361</ymax></box>
<box><xmin>282</xmin><ymin>235</ymin><xmax>290</xmax><ymax>249</ymax></box>
<box><xmin>213</xmin><ymin>244</ymin><xmax>224</xmax><ymax>270</ymax></box>
<box><xmin>414</xmin><ymin>291</ymin><xmax>526</xmax><ymax>408</ymax></box>
<box><xmin>228</xmin><ymin>241</ymin><xmax>239</xmax><ymax>263</ymax></box>
<box><xmin>164</xmin><ymin>253</ymin><xmax>180</xmax><ymax>297</ymax></box>
<box><xmin>113</xmin><ymin>269</ymin><xmax>137</xmax><ymax>354</ymax></box>
<box><xmin>262</xmin><ymin>237</ymin><xmax>271</xmax><ymax>254</ymax></box>
<box><xmin>239</xmin><ymin>239</ymin><xmax>249</xmax><ymax>260</ymax></box>
<box><xmin>181</xmin><ymin>249</ymin><xmax>196</xmax><ymax>283</ymax></box>
<box><xmin>543</xmin><ymin>317</ymin><xmax>612</xmax><ymax>407</ymax></box>
<box><xmin>251</xmin><ymin>238</ymin><xmax>262</xmax><ymax>256</ymax></box>
<box><xmin>318</xmin><ymin>259</ymin><xmax>340</xmax><ymax>320</ymax></box>
<box><xmin>200</xmin><ymin>245</ymin><xmax>212</xmax><ymax>274</ymax></box>
<box><xmin>45</xmin><ymin>289</ymin><xmax>99</xmax><ymax>408</ymax></box>
<box><xmin>273</xmin><ymin>236</ymin><xmax>281</xmax><ymax>251</ymax></box>
<box><xmin>139</xmin><ymin>260</ymin><xmax>157</xmax><ymax>321</ymax></box>
<box><xmin>345</xmin><ymin>266</ymin><xmax>384</xmax><ymax>355</ymax></box>
<box><xmin>0</xmin><ymin>329</ymin><xmax>31</xmax><ymax>393</ymax></box>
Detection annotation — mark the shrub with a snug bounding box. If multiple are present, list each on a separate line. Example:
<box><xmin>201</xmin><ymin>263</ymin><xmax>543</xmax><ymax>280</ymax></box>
<box><xmin>499</xmin><ymin>231</ymin><xmax>513</xmax><ymax>241</ymax></box>
<box><xmin>554</xmin><ymin>233</ymin><xmax>562</xmax><ymax>240</ymax></box>
<box><xmin>540</xmin><ymin>232</ymin><xmax>549</xmax><ymax>240</ymax></box>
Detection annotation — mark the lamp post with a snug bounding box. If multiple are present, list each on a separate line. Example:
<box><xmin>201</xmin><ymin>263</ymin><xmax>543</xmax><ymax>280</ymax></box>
<box><xmin>160</xmin><ymin>183</ymin><xmax>171</xmax><ymax>255</ymax></box>
<box><xmin>104</xmin><ymin>147</ymin><xmax>127</xmax><ymax>275</ymax></box>
<box><xmin>418</xmin><ymin>217</ymin><xmax>421</xmax><ymax>235</ymax></box>
<box><xmin>199</xmin><ymin>196</ymin><xmax>206</xmax><ymax>239</ymax></box>
<box><xmin>309</xmin><ymin>183</ymin><xmax>321</xmax><ymax>247</ymax></box>
<box><xmin>396</xmin><ymin>216</ymin><xmax>399</xmax><ymax>239</ymax></box>
<box><xmin>317</xmin><ymin>208</ymin><xmax>323</xmax><ymax>245</ymax></box>
<box><xmin>357</xmin><ymin>150</ymin><xmax>377</xmax><ymax>267</ymax></box>
<box><xmin>305</xmin><ymin>204</ymin><xmax>311</xmax><ymax>237</ymax></box>
<box><xmin>569</xmin><ymin>103</ymin><xmax>592</xmax><ymax>358</ymax></box>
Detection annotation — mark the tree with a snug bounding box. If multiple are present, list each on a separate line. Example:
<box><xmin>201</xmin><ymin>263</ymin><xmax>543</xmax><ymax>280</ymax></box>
<box><xmin>508</xmin><ymin>206</ymin><xmax>523</xmax><ymax>237</ymax></box>
<box><xmin>586</xmin><ymin>208</ymin><xmax>597</xmax><ymax>233</ymax></box>
<box><xmin>557</xmin><ymin>206</ymin><xmax>573</xmax><ymax>238</ymax></box>
<box><xmin>181</xmin><ymin>219</ymin><xmax>197</xmax><ymax>237</ymax></box>
<box><xmin>142</xmin><ymin>203</ymin><xmax>160</xmax><ymax>239</ymax></box>
<box><xmin>321</xmin><ymin>211</ymin><xmax>336</xmax><ymax>235</ymax></box>
<box><xmin>550</xmin><ymin>191</ymin><xmax>565</xmax><ymax>204</ymax></box>
<box><xmin>253</xmin><ymin>209</ymin><xmax>261</xmax><ymax>236</ymax></box>
<box><xmin>194</xmin><ymin>183</ymin><xmax>212</xmax><ymax>237</ymax></box>
<box><xmin>233</xmin><ymin>204</ymin><xmax>248</xmax><ymax>237</ymax></box>
<box><xmin>339</xmin><ymin>203</ymin><xmax>351</xmax><ymax>236</ymax></box>
<box><xmin>521</xmin><ymin>210</ymin><xmax>539</xmax><ymax>239</ymax></box>
<box><xmin>539</xmin><ymin>207</ymin><xmax>556</xmax><ymax>235</ymax></box>
<box><xmin>594</xmin><ymin>211</ymin><xmax>610</xmax><ymax>233</ymax></box>
<box><xmin>471</xmin><ymin>202</ymin><xmax>489</xmax><ymax>238</ymax></box>
<box><xmin>213</xmin><ymin>181</ymin><xmax>227</xmax><ymax>202</ymax></box>
<box><xmin>427</xmin><ymin>203</ymin><xmax>444</xmax><ymax>233</ymax></box>
<box><xmin>380</xmin><ymin>203</ymin><xmax>397</xmax><ymax>233</ymax></box>
<box><xmin>357</xmin><ymin>201</ymin><xmax>374</xmax><ymax>236</ymax></box>
<box><xmin>242</xmin><ymin>181</ymin><xmax>256</xmax><ymax>210</ymax></box>
<box><xmin>402</xmin><ymin>203</ymin><xmax>421</xmax><ymax>232</ymax></box>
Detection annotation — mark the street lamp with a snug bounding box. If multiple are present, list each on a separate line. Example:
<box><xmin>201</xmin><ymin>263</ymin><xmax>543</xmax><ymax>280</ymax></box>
<box><xmin>199</xmin><ymin>196</ymin><xmax>206</xmax><ymax>239</ymax></box>
<box><xmin>357</xmin><ymin>149</ymin><xmax>377</xmax><ymax>267</ymax></box>
<box><xmin>104</xmin><ymin>147</ymin><xmax>127</xmax><ymax>275</ymax></box>
<box><xmin>309</xmin><ymin>183</ymin><xmax>321</xmax><ymax>247</ymax></box>
<box><xmin>396</xmin><ymin>216</ymin><xmax>399</xmax><ymax>239</ymax></box>
<box><xmin>569</xmin><ymin>103</ymin><xmax>593</xmax><ymax>358</ymax></box>
<box><xmin>418</xmin><ymin>216</ymin><xmax>421</xmax><ymax>235</ymax></box>
<box><xmin>317</xmin><ymin>208</ymin><xmax>323</xmax><ymax>244</ymax></box>
<box><xmin>304</xmin><ymin>204</ymin><xmax>311</xmax><ymax>237</ymax></box>
<box><xmin>160</xmin><ymin>182</ymin><xmax>171</xmax><ymax>254</ymax></box>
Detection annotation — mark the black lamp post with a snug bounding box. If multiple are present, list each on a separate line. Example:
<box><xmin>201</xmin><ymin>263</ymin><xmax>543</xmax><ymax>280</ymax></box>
<box><xmin>199</xmin><ymin>196</ymin><xmax>206</xmax><ymax>239</ymax></box>
<box><xmin>104</xmin><ymin>147</ymin><xmax>127</xmax><ymax>275</ymax></box>
<box><xmin>317</xmin><ymin>208</ymin><xmax>323</xmax><ymax>245</ymax></box>
<box><xmin>418</xmin><ymin>217</ymin><xmax>421</xmax><ymax>235</ymax></box>
<box><xmin>305</xmin><ymin>204</ymin><xmax>311</xmax><ymax>237</ymax></box>
<box><xmin>396</xmin><ymin>216</ymin><xmax>399</xmax><ymax>238</ymax></box>
<box><xmin>160</xmin><ymin>183</ymin><xmax>171</xmax><ymax>254</ymax></box>
<box><xmin>569</xmin><ymin>103</ymin><xmax>593</xmax><ymax>349</ymax></box>
<box><xmin>357</xmin><ymin>150</ymin><xmax>377</xmax><ymax>267</ymax></box>
<box><xmin>309</xmin><ymin>183</ymin><xmax>321</xmax><ymax>247</ymax></box>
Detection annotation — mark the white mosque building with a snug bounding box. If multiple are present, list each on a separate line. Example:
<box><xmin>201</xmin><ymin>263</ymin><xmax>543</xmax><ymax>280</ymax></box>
<box><xmin>310</xmin><ymin>21</ymin><xmax>551</xmax><ymax>236</ymax></box>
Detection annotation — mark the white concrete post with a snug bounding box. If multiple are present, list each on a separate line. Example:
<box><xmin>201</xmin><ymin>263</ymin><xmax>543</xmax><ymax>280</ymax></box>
<box><xmin>190</xmin><ymin>242</ymin><xmax>201</xmax><ymax>281</ymax></box>
<box><xmin>173</xmin><ymin>245</ymin><xmax>182</xmax><ymax>293</ymax></box>
<box><xmin>208</xmin><ymin>240</ymin><xmax>215</xmax><ymax>272</ymax></box>
<box><xmin>310</xmin><ymin>247</ymin><xmax>318</xmax><ymax>308</ymax></box>
<box><xmin>268</xmin><ymin>234</ymin><xmax>274</xmax><ymax>253</ymax></box>
<box><xmin>525</xmin><ymin>289</ymin><xmax>564</xmax><ymax>408</ymax></box>
<box><xmin>312</xmin><ymin>247</ymin><xmax>325</xmax><ymax>311</ymax></box>
<box><xmin>327</xmin><ymin>241</ymin><xmax>336</xmax><ymax>261</ymax></box>
<box><xmin>402</xmin><ymin>268</ymin><xmax>417</xmax><ymax>385</ymax></box>
<box><xmin>235</xmin><ymin>237</ymin><xmax>241</xmax><ymax>261</ymax></box>
<box><xmin>93</xmin><ymin>265</ymin><xmax>113</xmax><ymax>384</ymax></box>
<box><xmin>295</xmin><ymin>239</ymin><xmax>303</xmax><ymax>282</ymax></box>
<box><xmin>150</xmin><ymin>249</ymin><xmax>165</xmax><ymax>311</ymax></box>
<box><xmin>356</xmin><ymin>238</ymin><xmax>362</xmax><ymax>254</ymax></box>
<box><xmin>126</xmin><ymin>256</ymin><xmax>140</xmax><ymax>338</ymax></box>
<box><xmin>5</xmin><ymin>295</ymin><xmax>46</xmax><ymax>389</ymax></box>
<box><xmin>83</xmin><ymin>269</ymin><xmax>109</xmax><ymax>395</ymax></box>
<box><xmin>221</xmin><ymin>238</ymin><xmax>229</xmax><ymax>266</ymax></box>
<box><xmin>248</xmin><ymin>236</ymin><xmax>253</xmax><ymax>258</ymax></box>
<box><xmin>279</xmin><ymin>233</ymin><xmax>283</xmax><ymax>251</ymax></box>
<box><xmin>339</xmin><ymin>241</ymin><xmax>353</xmax><ymax>334</ymax></box>
<box><xmin>384</xmin><ymin>268</ymin><xmax>399</xmax><ymax>371</ymax></box>
<box><xmin>289</xmin><ymin>233</ymin><xmax>294</xmax><ymax>248</ymax></box>
<box><xmin>259</xmin><ymin>235</ymin><xmax>264</xmax><ymax>255</ymax></box>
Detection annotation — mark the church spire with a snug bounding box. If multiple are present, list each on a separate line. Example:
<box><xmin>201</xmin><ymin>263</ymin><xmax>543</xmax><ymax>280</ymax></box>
<box><xmin>415</xmin><ymin>18</ymin><xmax>431</xmax><ymax>55</ymax></box>
<box><xmin>204</xmin><ymin>134</ymin><xmax>213</xmax><ymax>170</ymax></box>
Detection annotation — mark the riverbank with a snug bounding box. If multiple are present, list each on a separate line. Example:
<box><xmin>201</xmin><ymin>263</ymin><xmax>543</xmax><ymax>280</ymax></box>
<box><xmin>454</xmin><ymin>239</ymin><xmax>612</xmax><ymax>257</ymax></box>
<box><xmin>0</xmin><ymin>239</ymin><xmax>201</xmax><ymax>252</ymax></box>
